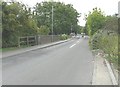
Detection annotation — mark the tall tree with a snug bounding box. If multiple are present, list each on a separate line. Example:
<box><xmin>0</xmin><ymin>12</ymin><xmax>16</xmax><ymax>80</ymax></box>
<box><xmin>86</xmin><ymin>8</ymin><xmax>105</xmax><ymax>36</ymax></box>
<box><xmin>2</xmin><ymin>1</ymin><xmax>38</xmax><ymax>47</ymax></box>
<box><xmin>2</xmin><ymin>2</ymin><xmax>21</xmax><ymax>47</ymax></box>
<box><xmin>34</xmin><ymin>1</ymin><xmax>80</xmax><ymax>35</ymax></box>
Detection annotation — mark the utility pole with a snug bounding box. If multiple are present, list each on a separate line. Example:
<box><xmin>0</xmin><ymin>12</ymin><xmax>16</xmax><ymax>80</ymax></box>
<box><xmin>51</xmin><ymin>5</ymin><xmax>54</xmax><ymax>42</ymax></box>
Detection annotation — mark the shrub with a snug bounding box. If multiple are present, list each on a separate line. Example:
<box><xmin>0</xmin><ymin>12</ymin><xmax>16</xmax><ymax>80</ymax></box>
<box><xmin>90</xmin><ymin>30</ymin><xmax>118</xmax><ymax>68</ymax></box>
<box><xmin>60</xmin><ymin>34</ymin><xmax>68</xmax><ymax>40</ymax></box>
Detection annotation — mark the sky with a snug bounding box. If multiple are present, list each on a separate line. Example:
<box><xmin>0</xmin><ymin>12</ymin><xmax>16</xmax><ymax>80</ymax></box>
<box><xmin>5</xmin><ymin>0</ymin><xmax>120</xmax><ymax>26</ymax></box>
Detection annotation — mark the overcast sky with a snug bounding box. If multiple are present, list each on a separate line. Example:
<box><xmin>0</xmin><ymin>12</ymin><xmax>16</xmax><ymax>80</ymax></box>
<box><xmin>6</xmin><ymin>0</ymin><xmax>120</xmax><ymax>26</ymax></box>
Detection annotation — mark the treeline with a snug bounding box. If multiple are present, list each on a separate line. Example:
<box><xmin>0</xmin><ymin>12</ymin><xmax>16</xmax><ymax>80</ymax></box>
<box><xmin>2</xmin><ymin>1</ymin><xmax>80</xmax><ymax>48</ymax></box>
<box><xmin>84</xmin><ymin>8</ymin><xmax>118</xmax><ymax>35</ymax></box>
<box><xmin>84</xmin><ymin>7</ymin><xmax>119</xmax><ymax>69</ymax></box>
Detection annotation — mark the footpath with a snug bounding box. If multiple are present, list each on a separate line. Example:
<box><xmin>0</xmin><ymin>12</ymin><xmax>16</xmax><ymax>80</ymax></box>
<box><xmin>92</xmin><ymin>50</ymin><xmax>118</xmax><ymax>85</ymax></box>
<box><xmin>1</xmin><ymin>39</ymin><xmax>71</xmax><ymax>58</ymax></box>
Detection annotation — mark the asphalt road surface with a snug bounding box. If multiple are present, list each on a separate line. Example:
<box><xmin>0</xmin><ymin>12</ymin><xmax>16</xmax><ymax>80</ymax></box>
<box><xmin>2</xmin><ymin>38</ymin><xmax>94</xmax><ymax>85</ymax></box>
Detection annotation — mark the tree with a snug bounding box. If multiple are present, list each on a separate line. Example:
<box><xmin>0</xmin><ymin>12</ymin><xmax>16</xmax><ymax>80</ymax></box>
<box><xmin>2</xmin><ymin>1</ymin><xmax>80</xmax><ymax>48</ymax></box>
<box><xmin>86</xmin><ymin>8</ymin><xmax>105</xmax><ymax>36</ymax></box>
<box><xmin>34</xmin><ymin>1</ymin><xmax>80</xmax><ymax>35</ymax></box>
<box><xmin>37</xmin><ymin>25</ymin><xmax>50</xmax><ymax>35</ymax></box>
<box><xmin>76</xmin><ymin>25</ymin><xmax>82</xmax><ymax>34</ymax></box>
<box><xmin>2</xmin><ymin>2</ymin><xmax>22</xmax><ymax>47</ymax></box>
<box><xmin>90</xmin><ymin>14</ymin><xmax>119</xmax><ymax>69</ymax></box>
<box><xmin>2</xmin><ymin>1</ymin><xmax>38</xmax><ymax>47</ymax></box>
<box><xmin>83</xmin><ymin>23</ymin><xmax>88</xmax><ymax>35</ymax></box>
<box><xmin>104</xmin><ymin>15</ymin><xmax>118</xmax><ymax>33</ymax></box>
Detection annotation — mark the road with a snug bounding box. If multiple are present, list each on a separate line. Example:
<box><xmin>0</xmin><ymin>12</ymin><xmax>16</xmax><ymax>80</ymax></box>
<box><xmin>2</xmin><ymin>38</ymin><xmax>94</xmax><ymax>85</ymax></box>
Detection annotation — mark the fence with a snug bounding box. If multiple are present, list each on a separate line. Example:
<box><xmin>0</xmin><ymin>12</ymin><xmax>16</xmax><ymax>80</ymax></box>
<box><xmin>18</xmin><ymin>36</ymin><xmax>37</xmax><ymax>47</ymax></box>
<box><xmin>18</xmin><ymin>35</ymin><xmax>61</xmax><ymax>47</ymax></box>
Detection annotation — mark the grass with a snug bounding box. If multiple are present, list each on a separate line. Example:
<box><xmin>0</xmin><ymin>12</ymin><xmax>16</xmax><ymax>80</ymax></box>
<box><xmin>1</xmin><ymin>45</ymin><xmax>28</xmax><ymax>52</ymax></box>
<box><xmin>90</xmin><ymin>31</ymin><xmax>119</xmax><ymax>70</ymax></box>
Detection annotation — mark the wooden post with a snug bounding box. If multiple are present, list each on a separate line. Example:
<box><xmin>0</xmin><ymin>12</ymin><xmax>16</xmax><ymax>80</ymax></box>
<box><xmin>27</xmin><ymin>36</ymin><xmax>29</xmax><ymax>46</ymax></box>
<box><xmin>18</xmin><ymin>37</ymin><xmax>20</xmax><ymax>48</ymax></box>
<box><xmin>35</xmin><ymin>35</ymin><xmax>38</xmax><ymax>45</ymax></box>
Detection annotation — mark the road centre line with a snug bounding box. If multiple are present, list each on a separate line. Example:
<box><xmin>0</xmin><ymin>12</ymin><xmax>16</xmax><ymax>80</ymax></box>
<box><xmin>69</xmin><ymin>44</ymin><xmax>76</xmax><ymax>48</ymax></box>
<box><xmin>69</xmin><ymin>39</ymin><xmax>81</xmax><ymax>48</ymax></box>
<box><xmin>77</xmin><ymin>40</ymin><xmax>80</xmax><ymax>43</ymax></box>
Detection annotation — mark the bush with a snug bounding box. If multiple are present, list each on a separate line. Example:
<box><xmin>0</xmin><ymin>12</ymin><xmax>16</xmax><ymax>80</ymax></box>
<box><xmin>60</xmin><ymin>34</ymin><xmax>68</xmax><ymax>40</ymax></box>
<box><xmin>90</xmin><ymin>30</ymin><xmax>118</xmax><ymax>68</ymax></box>
<box><xmin>37</xmin><ymin>26</ymin><xmax>50</xmax><ymax>35</ymax></box>
<box><xmin>90</xmin><ymin>30</ymin><xmax>102</xmax><ymax>50</ymax></box>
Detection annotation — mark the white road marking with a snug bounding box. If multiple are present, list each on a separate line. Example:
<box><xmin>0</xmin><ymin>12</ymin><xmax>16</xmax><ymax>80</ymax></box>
<box><xmin>69</xmin><ymin>44</ymin><xmax>76</xmax><ymax>48</ymax></box>
<box><xmin>77</xmin><ymin>40</ymin><xmax>80</xmax><ymax>43</ymax></box>
<box><xmin>69</xmin><ymin>39</ymin><xmax>82</xmax><ymax>48</ymax></box>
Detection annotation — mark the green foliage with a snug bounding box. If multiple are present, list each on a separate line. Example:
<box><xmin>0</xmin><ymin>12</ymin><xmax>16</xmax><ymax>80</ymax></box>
<box><xmin>34</xmin><ymin>1</ymin><xmax>80</xmax><ymax>35</ymax></box>
<box><xmin>2</xmin><ymin>1</ymin><xmax>38</xmax><ymax>48</ymax></box>
<box><xmin>91</xmin><ymin>31</ymin><xmax>118</xmax><ymax>65</ymax></box>
<box><xmin>2</xmin><ymin>2</ymin><xmax>20</xmax><ymax>47</ymax></box>
<box><xmin>104</xmin><ymin>15</ymin><xmax>118</xmax><ymax>33</ymax></box>
<box><xmin>76</xmin><ymin>25</ymin><xmax>82</xmax><ymax>34</ymax></box>
<box><xmin>86</xmin><ymin>8</ymin><xmax>105</xmax><ymax>36</ymax></box>
<box><xmin>60</xmin><ymin>34</ymin><xmax>68</xmax><ymax>40</ymax></box>
<box><xmin>90</xmin><ymin>31</ymin><xmax>101</xmax><ymax>49</ymax></box>
<box><xmin>89</xmin><ymin>15</ymin><xmax>119</xmax><ymax>69</ymax></box>
<box><xmin>37</xmin><ymin>26</ymin><xmax>50</xmax><ymax>35</ymax></box>
<box><xmin>80</xmin><ymin>26</ymin><xmax>87</xmax><ymax>35</ymax></box>
<box><xmin>2</xmin><ymin>1</ymin><xmax>80</xmax><ymax>48</ymax></box>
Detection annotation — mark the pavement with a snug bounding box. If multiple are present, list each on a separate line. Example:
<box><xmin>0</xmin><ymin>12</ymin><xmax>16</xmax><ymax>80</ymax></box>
<box><xmin>1</xmin><ymin>39</ymin><xmax>71</xmax><ymax>58</ymax></box>
<box><xmin>92</xmin><ymin>54</ymin><xmax>112</xmax><ymax>85</ymax></box>
<box><xmin>92</xmin><ymin>50</ymin><xmax>118</xmax><ymax>85</ymax></box>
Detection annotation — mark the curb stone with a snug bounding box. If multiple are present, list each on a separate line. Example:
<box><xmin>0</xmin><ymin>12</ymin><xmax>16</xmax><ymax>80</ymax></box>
<box><xmin>2</xmin><ymin>39</ymin><xmax>71</xmax><ymax>58</ymax></box>
<box><xmin>105</xmin><ymin>59</ymin><xmax>118</xmax><ymax>85</ymax></box>
<box><xmin>92</xmin><ymin>51</ymin><xmax>118</xmax><ymax>85</ymax></box>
